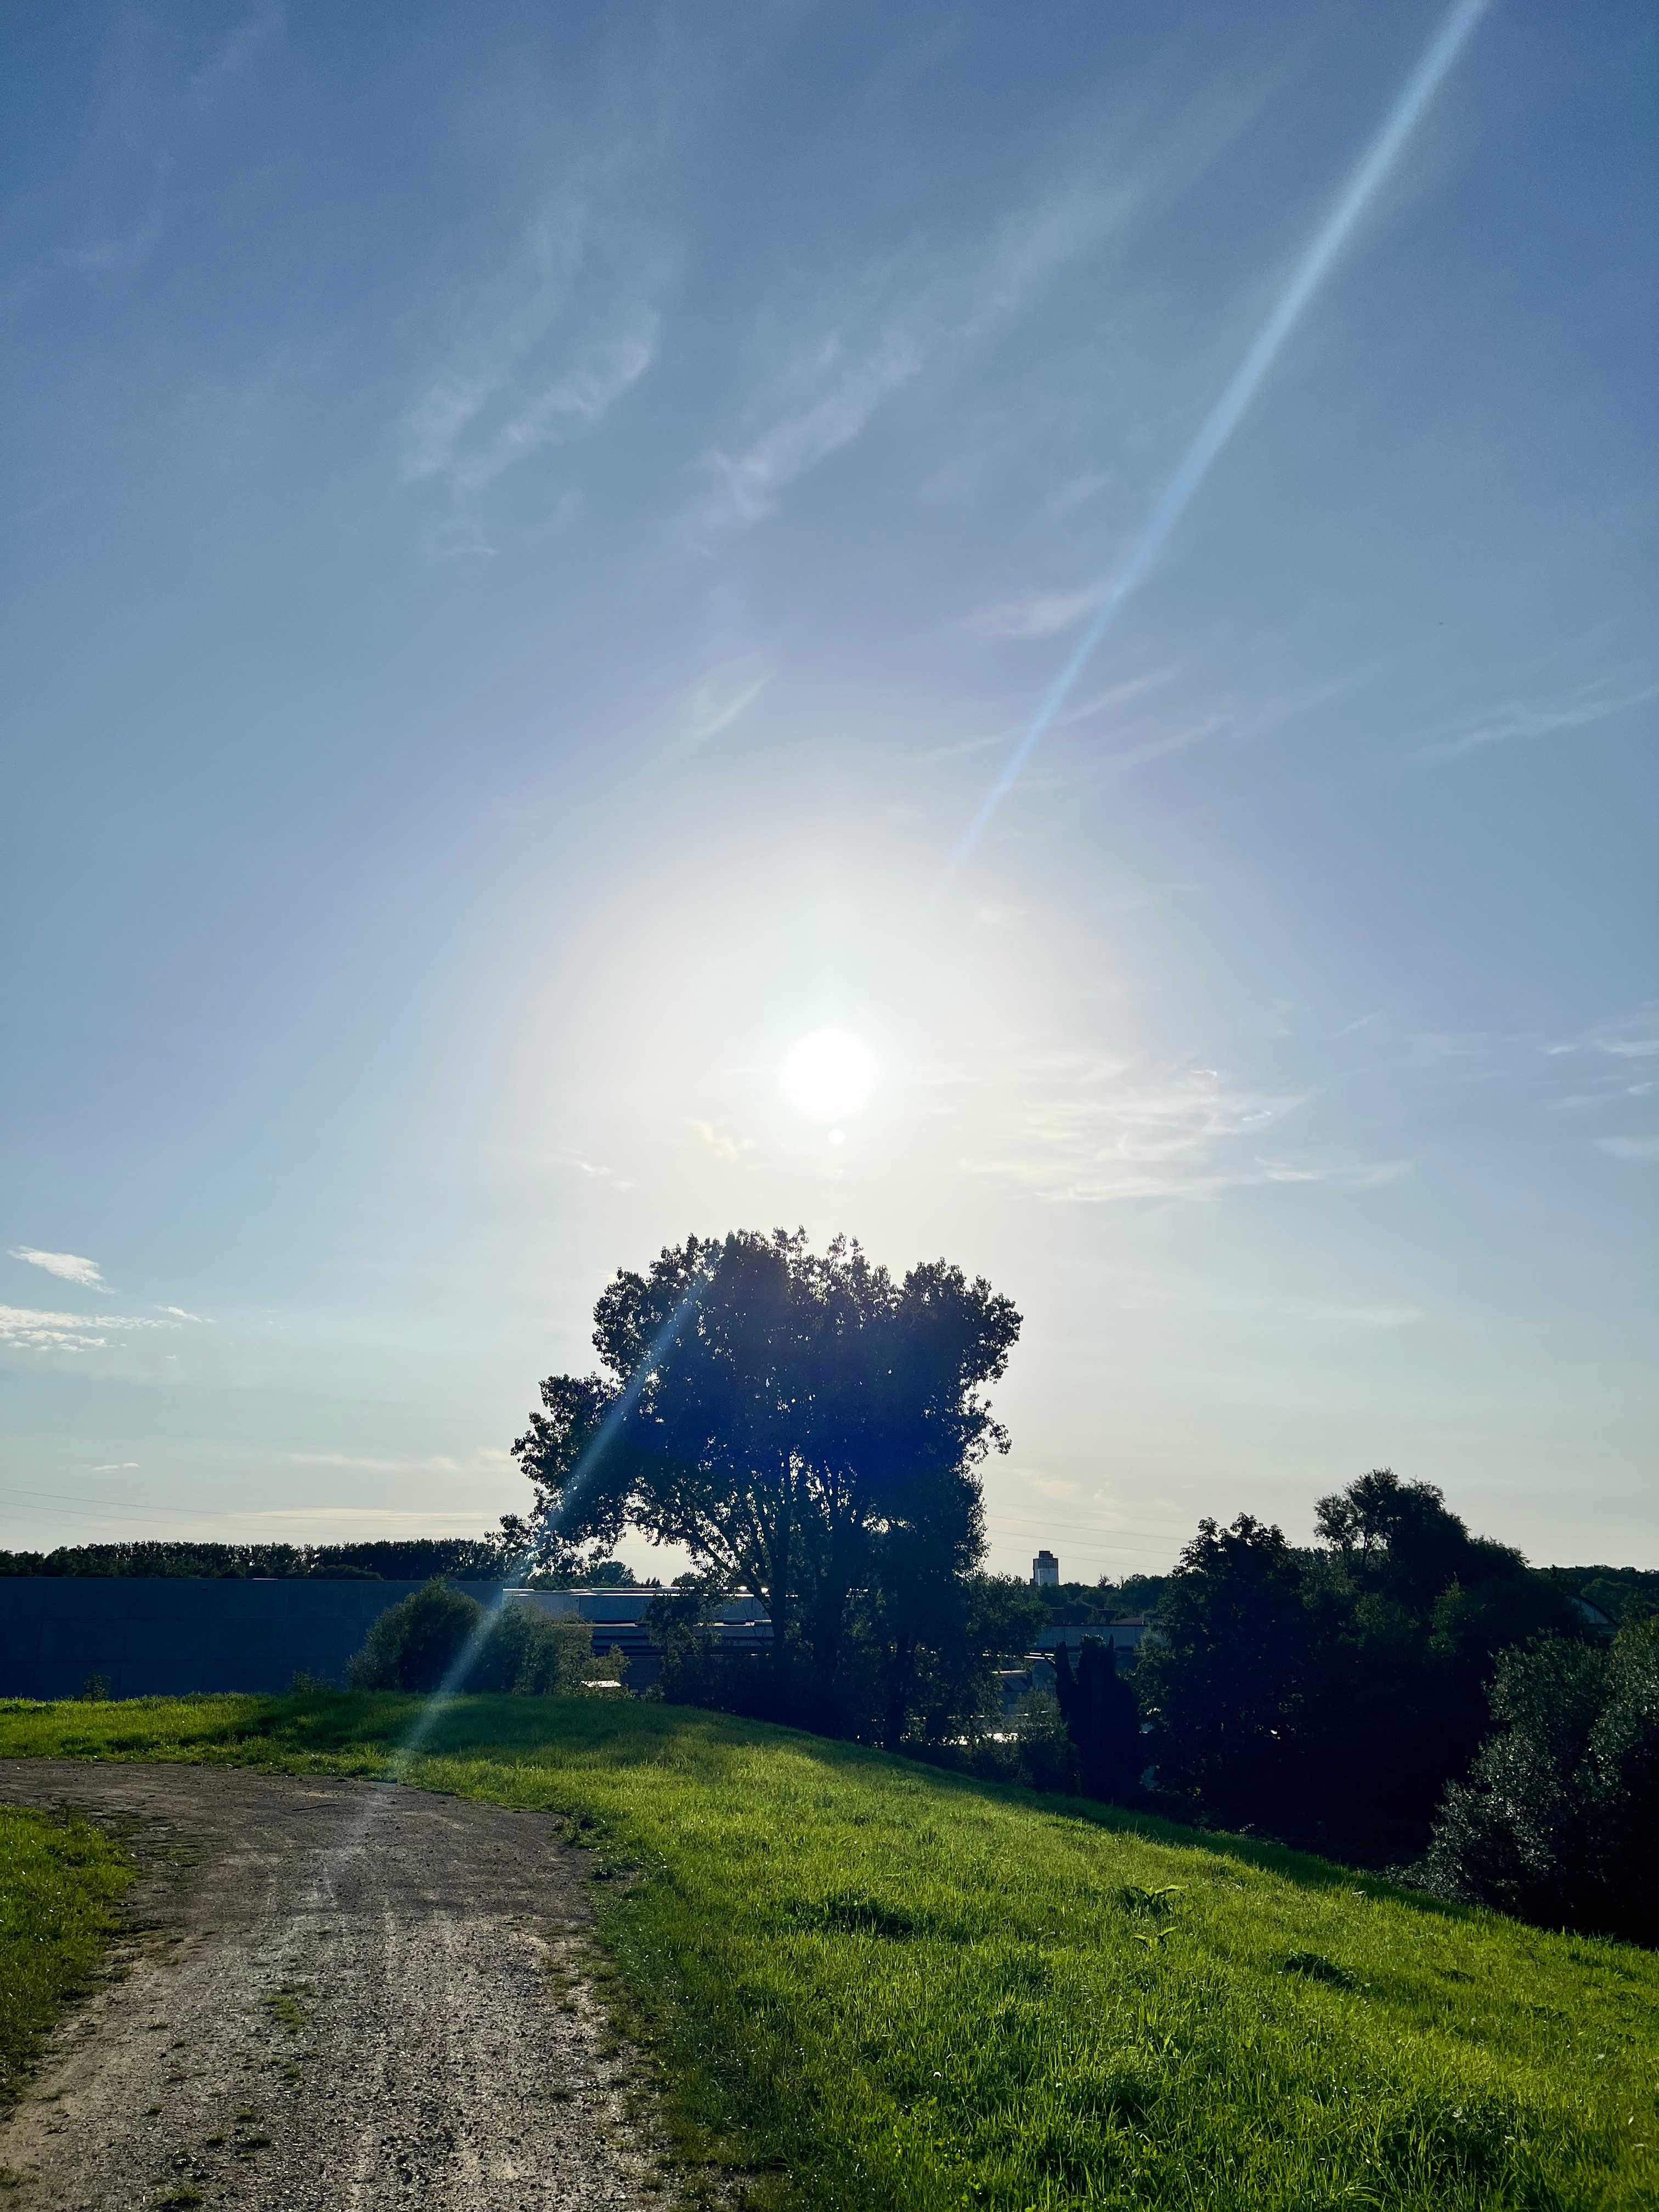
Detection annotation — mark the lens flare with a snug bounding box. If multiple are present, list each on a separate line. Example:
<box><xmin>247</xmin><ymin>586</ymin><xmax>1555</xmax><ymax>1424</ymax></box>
<box><xmin>949</xmin><ymin>0</ymin><xmax>1489</xmax><ymax>871</ymax></box>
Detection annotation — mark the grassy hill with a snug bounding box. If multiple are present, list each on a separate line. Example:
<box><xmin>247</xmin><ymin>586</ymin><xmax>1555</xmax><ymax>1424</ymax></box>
<box><xmin>0</xmin><ymin>1692</ymin><xmax>1652</xmax><ymax>2210</ymax></box>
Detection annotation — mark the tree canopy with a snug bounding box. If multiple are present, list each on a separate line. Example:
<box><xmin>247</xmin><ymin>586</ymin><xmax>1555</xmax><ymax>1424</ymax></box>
<box><xmin>512</xmin><ymin>1230</ymin><xmax>1024</xmax><ymax>1738</ymax></box>
<box><xmin>1137</xmin><ymin>1471</ymin><xmax>1587</xmax><ymax>1855</ymax></box>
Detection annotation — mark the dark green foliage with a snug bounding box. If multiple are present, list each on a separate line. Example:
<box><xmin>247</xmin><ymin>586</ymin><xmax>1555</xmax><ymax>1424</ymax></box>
<box><xmin>1029</xmin><ymin>1575</ymin><xmax>1166</xmax><ymax>1628</ymax></box>
<box><xmin>1137</xmin><ymin>1513</ymin><xmax>1310</xmax><ymax>1825</ymax></box>
<box><xmin>1000</xmin><ymin>1687</ymin><xmax>1079</xmax><ymax>1793</ymax></box>
<box><xmin>344</xmin><ymin>1583</ymin><xmax>595</xmax><ymax>1694</ymax></box>
<box><xmin>346</xmin><ymin>1582</ymin><xmax>484</xmax><ymax>1691</ymax></box>
<box><xmin>1542</xmin><ymin>1564</ymin><xmax>1659</xmax><ymax>1626</ymax></box>
<box><xmin>515</xmin><ymin>1229</ymin><xmax>1023</xmax><ymax>1747</ymax></box>
<box><xmin>0</xmin><ymin>1537</ymin><xmax>517</xmax><ymax>1582</ymax></box>
<box><xmin>652</xmin><ymin>1571</ymin><xmax>1045</xmax><ymax>1751</ymax></box>
<box><xmin>1052</xmin><ymin>1634</ymin><xmax>1142</xmax><ymax>1801</ymax></box>
<box><xmin>471</xmin><ymin>1603</ymin><xmax>601</xmax><ymax>1695</ymax></box>
<box><xmin>1425</xmin><ymin>1616</ymin><xmax>1659</xmax><ymax>1943</ymax></box>
<box><xmin>1138</xmin><ymin>1472</ymin><xmax>1587</xmax><ymax>1857</ymax></box>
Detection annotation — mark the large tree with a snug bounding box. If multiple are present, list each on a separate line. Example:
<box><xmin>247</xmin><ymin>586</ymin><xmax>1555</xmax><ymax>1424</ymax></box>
<box><xmin>511</xmin><ymin>1230</ymin><xmax>1022</xmax><ymax>1729</ymax></box>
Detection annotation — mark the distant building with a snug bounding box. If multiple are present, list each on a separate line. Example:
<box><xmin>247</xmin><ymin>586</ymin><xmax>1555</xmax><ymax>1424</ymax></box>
<box><xmin>1032</xmin><ymin>1549</ymin><xmax>1060</xmax><ymax>1588</ymax></box>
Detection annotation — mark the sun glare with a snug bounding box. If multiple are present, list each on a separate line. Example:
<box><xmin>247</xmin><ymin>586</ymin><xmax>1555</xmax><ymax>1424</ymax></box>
<box><xmin>780</xmin><ymin>1029</ymin><xmax>877</xmax><ymax>1125</ymax></box>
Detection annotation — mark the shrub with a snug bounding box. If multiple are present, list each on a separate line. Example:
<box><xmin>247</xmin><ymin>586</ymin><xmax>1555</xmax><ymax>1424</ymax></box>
<box><xmin>346</xmin><ymin>1582</ymin><xmax>484</xmax><ymax>1691</ymax></box>
<box><xmin>1005</xmin><ymin>1687</ymin><xmax>1079</xmax><ymax>1793</ymax></box>
<box><xmin>345</xmin><ymin>1582</ymin><xmax>599</xmax><ymax>1695</ymax></box>
<box><xmin>1424</xmin><ymin>1617</ymin><xmax>1659</xmax><ymax>1943</ymax></box>
<box><xmin>469</xmin><ymin>1603</ymin><xmax>598</xmax><ymax>1695</ymax></box>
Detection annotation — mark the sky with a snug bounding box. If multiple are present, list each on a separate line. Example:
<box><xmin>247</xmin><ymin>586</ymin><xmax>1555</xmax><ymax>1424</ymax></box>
<box><xmin>2</xmin><ymin>0</ymin><xmax>1654</xmax><ymax>1581</ymax></box>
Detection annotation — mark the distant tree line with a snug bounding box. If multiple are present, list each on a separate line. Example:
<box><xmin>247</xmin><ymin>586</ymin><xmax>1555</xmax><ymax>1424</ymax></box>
<box><xmin>0</xmin><ymin>1537</ymin><xmax>639</xmax><ymax>1584</ymax></box>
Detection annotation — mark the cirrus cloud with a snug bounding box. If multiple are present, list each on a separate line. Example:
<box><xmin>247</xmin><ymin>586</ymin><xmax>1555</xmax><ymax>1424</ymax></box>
<box><xmin>0</xmin><ymin>1306</ymin><xmax>177</xmax><ymax>1353</ymax></box>
<box><xmin>9</xmin><ymin>1246</ymin><xmax>105</xmax><ymax>1290</ymax></box>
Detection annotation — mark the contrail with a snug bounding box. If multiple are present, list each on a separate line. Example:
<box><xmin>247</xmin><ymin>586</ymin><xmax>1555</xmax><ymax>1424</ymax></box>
<box><xmin>949</xmin><ymin>0</ymin><xmax>1489</xmax><ymax>870</ymax></box>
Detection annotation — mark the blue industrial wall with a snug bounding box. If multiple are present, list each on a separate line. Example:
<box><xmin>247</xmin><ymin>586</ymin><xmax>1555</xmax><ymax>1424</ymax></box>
<box><xmin>0</xmin><ymin>1579</ymin><xmax>503</xmax><ymax>1701</ymax></box>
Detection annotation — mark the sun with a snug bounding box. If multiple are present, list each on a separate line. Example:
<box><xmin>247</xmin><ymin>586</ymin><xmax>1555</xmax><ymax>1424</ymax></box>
<box><xmin>780</xmin><ymin>1028</ymin><xmax>877</xmax><ymax>1124</ymax></box>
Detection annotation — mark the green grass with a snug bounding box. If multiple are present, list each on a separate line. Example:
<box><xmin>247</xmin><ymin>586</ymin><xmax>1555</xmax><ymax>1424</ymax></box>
<box><xmin>1</xmin><ymin>1693</ymin><xmax>1654</xmax><ymax>2209</ymax></box>
<box><xmin>0</xmin><ymin>1802</ymin><xmax>132</xmax><ymax>2100</ymax></box>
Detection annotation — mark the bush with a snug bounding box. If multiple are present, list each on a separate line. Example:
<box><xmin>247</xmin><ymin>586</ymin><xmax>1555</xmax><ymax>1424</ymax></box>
<box><xmin>470</xmin><ymin>1602</ymin><xmax>600</xmax><ymax>1695</ymax></box>
<box><xmin>345</xmin><ymin>1582</ymin><xmax>598</xmax><ymax>1695</ymax></box>
<box><xmin>1424</xmin><ymin>1617</ymin><xmax>1659</xmax><ymax>1943</ymax></box>
<box><xmin>1004</xmin><ymin>1688</ymin><xmax>1079</xmax><ymax>1793</ymax></box>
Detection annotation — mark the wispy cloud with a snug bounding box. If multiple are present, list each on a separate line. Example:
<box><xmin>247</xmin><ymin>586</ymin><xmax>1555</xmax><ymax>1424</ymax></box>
<box><xmin>935</xmin><ymin>1050</ymin><xmax>1310</xmax><ymax>1204</ymax></box>
<box><xmin>568</xmin><ymin>1154</ymin><xmax>634</xmax><ymax>1190</ymax></box>
<box><xmin>691</xmin><ymin>1122</ymin><xmax>757</xmax><ymax>1166</ymax></box>
<box><xmin>969</xmin><ymin>579</ymin><xmax>1111</xmax><ymax>642</ymax></box>
<box><xmin>1598</xmin><ymin>1135</ymin><xmax>1659</xmax><ymax>1165</ymax></box>
<box><xmin>1122</xmin><ymin>1279</ymin><xmax>1423</xmax><ymax>1330</ymax></box>
<box><xmin>94</xmin><ymin>1463</ymin><xmax>140</xmax><ymax>1471</ymax></box>
<box><xmin>668</xmin><ymin>659</ymin><xmax>774</xmax><ymax>749</ymax></box>
<box><xmin>187</xmin><ymin>13</ymin><xmax>278</xmax><ymax>114</ymax></box>
<box><xmin>696</xmin><ymin>191</ymin><xmax>1125</xmax><ymax>534</ymax></box>
<box><xmin>397</xmin><ymin>218</ymin><xmax>661</xmax><ymax>496</ymax></box>
<box><xmin>1418</xmin><ymin>679</ymin><xmax>1659</xmax><ymax>763</ymax></box>
<box><xmin>9</xmin><ymin>1246</ymin><xmax>105</xmax><ymax>1290</ymax></box>
<box><xmin>0</xmin><ymin>1306</ymin><xmax>178</xmax><ymax>1353</ymax></box>
<box><xmin>282</xmin><ymin>1448</ymin><xmax>512</xmax><ymax>1475</ymax></box>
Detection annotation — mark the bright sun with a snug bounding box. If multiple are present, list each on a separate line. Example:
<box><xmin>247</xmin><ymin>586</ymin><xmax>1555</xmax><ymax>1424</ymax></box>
<box><xmin>780</xmin><ymin>1028</ymin><xmax>877</xmax><ymax>1124</ymax></box>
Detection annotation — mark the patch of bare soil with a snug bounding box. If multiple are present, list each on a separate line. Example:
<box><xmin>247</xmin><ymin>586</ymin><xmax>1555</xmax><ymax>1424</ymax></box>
<box><xmin>0</xmin><ymin>1760</ymin><xmax>687</xmax><ymax>2210</ymax></box>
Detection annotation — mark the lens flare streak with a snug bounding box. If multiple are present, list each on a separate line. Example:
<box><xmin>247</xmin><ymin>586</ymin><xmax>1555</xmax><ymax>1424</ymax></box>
<box><xmin>949</xmin><ymin>0</ymin><xmax>1489</xmax><ymax>870</ymax></box>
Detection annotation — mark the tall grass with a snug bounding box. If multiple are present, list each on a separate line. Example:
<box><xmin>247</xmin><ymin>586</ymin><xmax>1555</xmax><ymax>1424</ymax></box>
<box><xmin>1</xmin><ymin>1693</ymin><xmax>1652</xmax><ymax>2209</ymax></box>
<box><xmin>0</xmin><ymin>1805</ymin><xmax>131</xmax><ymax>2099</ymax></box>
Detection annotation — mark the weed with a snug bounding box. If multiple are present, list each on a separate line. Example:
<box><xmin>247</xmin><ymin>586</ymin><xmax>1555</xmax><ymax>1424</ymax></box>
<box><xmin>1120</xmin><ymin>1881</ymin><xmax>1184</xmax><ymax>1915</ymax></box>
<box><xmin>262</xmin><ymin>1987</ymin><xmax>307</xmax><ymax>2034</ymax></box>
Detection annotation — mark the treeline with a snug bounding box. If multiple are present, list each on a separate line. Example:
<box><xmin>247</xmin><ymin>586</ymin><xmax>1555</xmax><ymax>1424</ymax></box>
<box><xmin>1086</xmin><ymin>1469</ymin><xmax>1657</xmax><ymax>1946</ymax></box>
<box><xmin>1138</xmin><ymin>1469</ymin><xmax>1593</xmax><ymax>1859</ymax></box>
<box><xmin>1031</xmin><ymin>1575</ymin><xmax>1166</xmax><ymax>1625</ymax></box>
<box><xmin>0</xmin><ymin>1537</ymin><xmax>642</xmax><ymax>1584</ymax></box>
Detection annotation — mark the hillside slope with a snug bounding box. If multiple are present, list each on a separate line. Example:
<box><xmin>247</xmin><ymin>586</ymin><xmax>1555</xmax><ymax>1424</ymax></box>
<box><xmin>0</xmin><ymin>1694</ymin><xmax>1652</xmax><ymax>2210</ymax></box>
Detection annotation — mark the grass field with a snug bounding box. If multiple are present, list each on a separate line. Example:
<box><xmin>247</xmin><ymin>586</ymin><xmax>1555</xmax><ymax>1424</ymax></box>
<box><xmin>0</xmin><ymin>1803</ymin><xmax>132</xmax><ymax>2104</ymax></box>
<box><xmin>0</xmin><ymin>1692</ymin><xmax>1652</xmax><ymax>2210</ymax></box>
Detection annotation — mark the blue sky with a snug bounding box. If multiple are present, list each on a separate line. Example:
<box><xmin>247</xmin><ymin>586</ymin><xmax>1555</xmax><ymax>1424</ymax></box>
<box><xmin>3</xmin><ymin>0</ymin><xmax>1654</xmax><ymax>1577</ymax></box>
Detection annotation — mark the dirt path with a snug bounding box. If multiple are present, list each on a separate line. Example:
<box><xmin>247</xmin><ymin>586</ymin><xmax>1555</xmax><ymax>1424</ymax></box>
<box><xmin>0</xmin><ymin>1761</ymin><xmax>682</xmax><ymax>2210</ymax></box>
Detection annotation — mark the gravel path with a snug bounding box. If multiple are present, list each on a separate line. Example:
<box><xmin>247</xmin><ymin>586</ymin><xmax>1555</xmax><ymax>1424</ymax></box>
<box><xmin>0</xmin><ymin>1761</ymin><xmax>682</xmax><ymax>2211</ymax></box>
